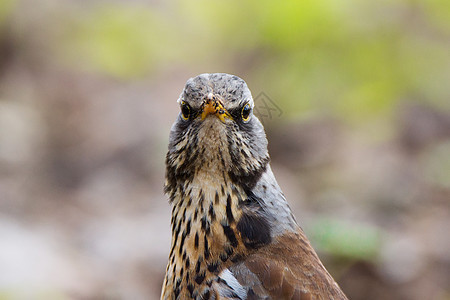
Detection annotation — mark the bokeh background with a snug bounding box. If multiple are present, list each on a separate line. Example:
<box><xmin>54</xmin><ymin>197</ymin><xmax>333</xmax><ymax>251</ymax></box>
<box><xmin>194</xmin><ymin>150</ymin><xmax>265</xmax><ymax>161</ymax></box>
<box><xmin>0</xmin><ymin>0</ymin><xmax>449</xmax><ymax>299</ymax></box>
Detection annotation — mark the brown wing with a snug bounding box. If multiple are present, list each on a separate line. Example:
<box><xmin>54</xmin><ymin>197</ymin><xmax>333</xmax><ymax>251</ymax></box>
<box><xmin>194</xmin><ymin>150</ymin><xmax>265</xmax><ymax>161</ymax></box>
<box><xmin>229</xmin><ymin>230</ymin><xmax>348</xmax><ymax>300</ymax></box>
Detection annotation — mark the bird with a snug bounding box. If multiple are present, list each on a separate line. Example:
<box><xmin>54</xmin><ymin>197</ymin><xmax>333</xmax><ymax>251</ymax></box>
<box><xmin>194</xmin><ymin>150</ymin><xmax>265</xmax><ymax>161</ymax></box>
<box><xmin>161</xmin><ymin>73</ymin><xmax>348</xmax><ymax>300</ymax></box>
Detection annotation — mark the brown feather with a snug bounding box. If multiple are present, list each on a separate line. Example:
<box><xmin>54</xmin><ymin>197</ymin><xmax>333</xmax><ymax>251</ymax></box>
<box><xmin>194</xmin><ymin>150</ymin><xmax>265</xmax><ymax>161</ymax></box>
<box><xmin>241</xmin><ymin>230</ymin><xmax>348</xmax><ymax>300</ymax></box>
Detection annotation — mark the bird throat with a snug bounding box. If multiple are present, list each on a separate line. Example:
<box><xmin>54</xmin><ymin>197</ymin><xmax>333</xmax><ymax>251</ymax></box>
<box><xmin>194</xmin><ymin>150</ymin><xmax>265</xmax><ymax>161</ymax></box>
<box><xmin>162</xmin><ymin>117</ymin><xmax>271</xmax><ymax>299</ymax></box>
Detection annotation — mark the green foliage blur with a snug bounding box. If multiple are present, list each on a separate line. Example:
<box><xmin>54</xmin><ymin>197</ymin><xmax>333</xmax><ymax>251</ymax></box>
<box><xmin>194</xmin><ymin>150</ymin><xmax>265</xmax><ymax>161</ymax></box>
<box><xmin>311</xmin><ymin>218</ymin><xmax>380</xmax><ymax>261</ymax></box>
<box><xmin>48</xmin><ymin>0</ymin><xmax>450</xmax><ymax>125</ymax></box>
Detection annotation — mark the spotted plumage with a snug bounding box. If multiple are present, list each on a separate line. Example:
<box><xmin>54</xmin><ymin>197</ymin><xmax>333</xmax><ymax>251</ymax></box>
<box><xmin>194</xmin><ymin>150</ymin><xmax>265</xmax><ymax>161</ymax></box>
<box><xmin>161</xmin><ymin>73</ymin><xmax>348</xmax><ymax>299</ymax></box>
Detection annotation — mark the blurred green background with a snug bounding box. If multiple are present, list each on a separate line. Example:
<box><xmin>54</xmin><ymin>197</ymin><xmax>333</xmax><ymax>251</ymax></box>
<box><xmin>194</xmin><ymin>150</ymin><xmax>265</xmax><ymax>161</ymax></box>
<box><xmin>0</xmin><ymin>0</ymin><xmax>449</xmax><ymax>299</ymax></box>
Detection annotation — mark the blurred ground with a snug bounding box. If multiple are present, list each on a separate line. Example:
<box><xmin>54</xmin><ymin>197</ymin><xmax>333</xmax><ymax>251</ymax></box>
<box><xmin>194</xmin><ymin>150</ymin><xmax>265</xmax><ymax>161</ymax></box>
<box><xmin>0</xmin><ymin>0</ymin><xmax>449</xmax><ymax>299</ymax></box>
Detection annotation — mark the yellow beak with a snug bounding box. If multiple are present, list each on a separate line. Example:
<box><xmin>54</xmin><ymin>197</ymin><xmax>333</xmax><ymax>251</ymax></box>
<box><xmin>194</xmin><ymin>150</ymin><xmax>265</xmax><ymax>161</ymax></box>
<box><xmin>201</xmin><ymin>98</ymin><xmax>231</xmax><ymax>122</ymax></box>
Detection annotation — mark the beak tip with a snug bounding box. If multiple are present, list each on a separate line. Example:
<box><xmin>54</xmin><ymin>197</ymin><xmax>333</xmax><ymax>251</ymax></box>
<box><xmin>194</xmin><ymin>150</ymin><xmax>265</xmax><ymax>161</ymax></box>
<box><xmin>201</xmin><ymin>97</ymin><xmax>230</xmax><ymax>122</ymax></box>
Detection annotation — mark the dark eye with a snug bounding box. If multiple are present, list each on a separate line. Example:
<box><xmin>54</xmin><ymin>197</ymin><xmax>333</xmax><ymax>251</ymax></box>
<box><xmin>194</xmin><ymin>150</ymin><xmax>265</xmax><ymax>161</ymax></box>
<box><xmin>180</xmin><ymin>101</ymin><xmax>190</xmax><ymax>120</ymax></box>
<box><xmin>241</xmin><ymin>103</ymin><xmax>251</xmax><ymax>121</ymax></box>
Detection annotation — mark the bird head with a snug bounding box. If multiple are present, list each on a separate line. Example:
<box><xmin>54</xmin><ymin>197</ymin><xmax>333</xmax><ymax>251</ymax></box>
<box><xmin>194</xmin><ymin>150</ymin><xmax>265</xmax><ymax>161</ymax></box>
<box><xmin>165</xmin><ymin>73</ymin><xmax>270</xmax><ymax>197</ymax></box>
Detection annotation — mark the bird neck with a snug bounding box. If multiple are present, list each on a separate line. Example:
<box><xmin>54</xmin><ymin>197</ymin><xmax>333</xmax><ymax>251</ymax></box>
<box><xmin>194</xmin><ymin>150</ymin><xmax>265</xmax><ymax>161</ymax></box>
<box><xmin>162</xmin><ymin>172</ymin><xmax>249</xmax><ymax>299</ymax></box>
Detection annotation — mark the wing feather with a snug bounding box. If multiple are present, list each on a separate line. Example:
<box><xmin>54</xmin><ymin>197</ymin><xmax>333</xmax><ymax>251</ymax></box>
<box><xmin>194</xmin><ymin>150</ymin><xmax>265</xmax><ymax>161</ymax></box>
<box><xmin>219</xmin><ymin>230</ymin><xmax>348</xmax><ymax>300</ymax></box>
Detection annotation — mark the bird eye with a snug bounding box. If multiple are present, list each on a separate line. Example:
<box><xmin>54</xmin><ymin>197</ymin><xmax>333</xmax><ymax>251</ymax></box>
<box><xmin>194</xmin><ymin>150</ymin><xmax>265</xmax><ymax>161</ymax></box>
<box><xmin>241</xmin><ymin>103</ymin><xmax>251</xmax><ymax>122</ymax></box>
<box><xmin>180</xmin><ymin>101</ymin><xmax>190</xmax><ymax>120</ymax></box>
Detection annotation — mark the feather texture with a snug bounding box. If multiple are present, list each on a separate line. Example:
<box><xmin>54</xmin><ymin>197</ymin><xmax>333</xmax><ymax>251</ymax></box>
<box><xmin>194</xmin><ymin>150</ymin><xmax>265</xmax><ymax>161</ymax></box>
<box><xmin>161</xmin><ymin>73</ymin><xmax>348</xmax><ymax>300</ymax></box>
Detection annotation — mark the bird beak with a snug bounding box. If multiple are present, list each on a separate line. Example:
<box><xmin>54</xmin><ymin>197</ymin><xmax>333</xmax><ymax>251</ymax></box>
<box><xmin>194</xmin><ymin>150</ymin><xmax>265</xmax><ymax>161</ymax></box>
<box><xmin>201</xmin><ymin>97</ymin><xmax>231</xmax><ymax>122</ymax></box>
